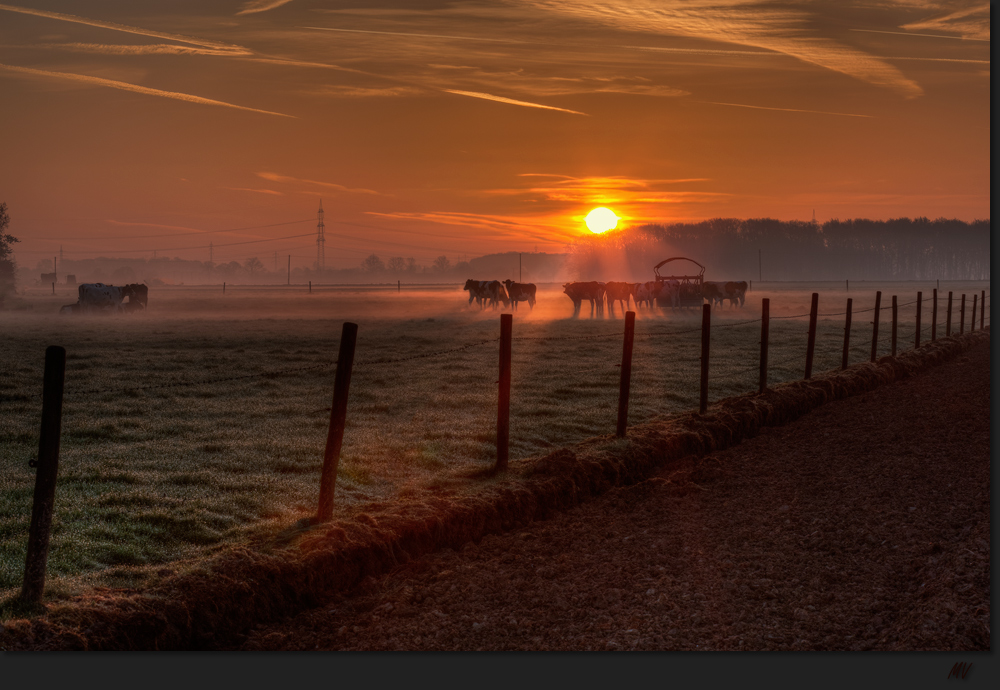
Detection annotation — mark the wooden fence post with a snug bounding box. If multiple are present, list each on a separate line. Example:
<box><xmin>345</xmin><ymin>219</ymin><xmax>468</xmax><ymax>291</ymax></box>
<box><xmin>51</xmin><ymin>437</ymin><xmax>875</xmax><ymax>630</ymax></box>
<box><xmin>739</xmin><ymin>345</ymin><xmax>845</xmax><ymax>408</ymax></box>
<box><xmin>616</xmin><ymin>311</ymin><xmax>636</xmax><ymax>437</ymax></box>
<box><xmin>20</xmin><ymin>345</ymin><xmax>66</xmax><ymax>604</ymax></box>
<box><xmin>223</xmin><ymin>282</ymin><xmax>226</xmax><ymax>294</ymax></box>
<box><xmin>398</xmin><ymin>280</ymin><xmax>401</xmax><ymax>293</ymax></box>
<box><xmin>946</xmin><ymin>292</ymin><xmax>953</xmax><ymax>336</ymax></box>
<box><xmin>971</xmin><ymin>295</ymin><xmax>977</xmax><ymax>332</ymax></box>
<box><xmin>804</xmin><ymin>292</ymin><xmax>818</xmax><ymax>379</ymax></box>
<box><xmin>699</xmin><ymin>303</ymin><xmax>710</xmax><ymax>414</ymax></box>
<box><xmin>931</xmin><ymin>289</ymin><xmax>937</xmax><ymax>341</ymax></box>
<box><xmin>316</xmin><ymin>322</ymin><xmax>358</xmax><ymax>523</ymax></box>
<box><xmin>981</xmin><ymin>290</ymin><xmax>985</xmax><ymax>329</ymax></box>
<box><xmin>842</xmin><ymin>298</ymin><xmax>852</xmax><ymax>369</ymax></box>
<box><xmin>915</xmin><ymin>292</ymin><xmax>922</xmax><ymax>347</ymax></box>
<box><xmin>891</xmin><ymin>296</ymin><xmax>898</xmax><ymax>356</ymax></box>
<box><xmin>309</xmin><ymin>281</ymin><xmax>312</xmax><ymax>294</ymax></box>
<box><xmin>759</xmin><ymin>298</ymin><xmax>769</xmax><ymax>393</ymax></box>
<box><xmin>959</xmin><ymin>294</ymin><xmax>965</xmax><ymax>335</ymax></box>
<box><xmin>496</xmin><ymin>313</ymin><xmax>512</xmax><ymax>472</ymax></box>
<box><xmin>870</xmin><ymin>291</ymin><xmax>882</xmax><ymax>362</ymax></box>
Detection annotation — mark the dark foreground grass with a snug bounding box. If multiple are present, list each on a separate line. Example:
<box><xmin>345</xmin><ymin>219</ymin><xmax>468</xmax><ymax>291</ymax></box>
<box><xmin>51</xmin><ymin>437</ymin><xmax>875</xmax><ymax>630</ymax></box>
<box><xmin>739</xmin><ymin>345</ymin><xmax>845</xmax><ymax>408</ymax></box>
<box><xmin>0</xmin><ymin>326</ymin><xmax>987</xmax><ymax>650</ymax></box>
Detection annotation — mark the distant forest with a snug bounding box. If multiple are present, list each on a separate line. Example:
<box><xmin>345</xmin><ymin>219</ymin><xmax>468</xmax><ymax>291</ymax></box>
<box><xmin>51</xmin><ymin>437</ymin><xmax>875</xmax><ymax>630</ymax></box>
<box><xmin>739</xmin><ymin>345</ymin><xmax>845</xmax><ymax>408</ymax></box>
<box><xmin>570</xmin><ymin>217</ymin><xmax>991</xmax><ymax>282</ymax></box>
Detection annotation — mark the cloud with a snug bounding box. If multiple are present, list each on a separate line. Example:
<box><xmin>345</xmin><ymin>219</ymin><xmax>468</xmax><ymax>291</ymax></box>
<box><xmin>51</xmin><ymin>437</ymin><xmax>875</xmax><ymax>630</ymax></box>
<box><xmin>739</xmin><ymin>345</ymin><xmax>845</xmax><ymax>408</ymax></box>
<box><xmin>237</xmin><ymin>0</ymin><xmax>296</xmax><ymax>16</ymax></box>
<box><xmin>315</xmin><ymin>85</ymin><xmax>425</xmax><ymax>97</ymax></box>
<box><xmin>367</xmin><ymin>211</ymin><xmax>575</xmax><ymax>242</ymax></box>
<box><xmin>445</xmin><ymin>89</ymin><xmax>588</xmax><ymax>114</ymax></box>
<box><xmin>224</xmin><ymin>187</ymin><xmax>284</xmax><ymax>196</ymax></box>
<box><xmin>48</xmin><ymin>43</ymin><xmax>245</xmax><ymax>57</ymax></box>
<box><xmin>301</xmin><ymin>25</ymin><xmax>527</xmax><ymax>44</ymax></box>
<box><xmin>697</xmin><ymin>101</ymin><xmax>874</xmax><ymax>118</ymax></box>
<box><xmin>0</xmin><ymin>63</ymin><xmax>295</xmax><ymax>118</ymax></box>
<box><xmin>473</xmin><ymin>176</ymin><xmax>731</xmax><ymax>223</ymax></box>
<box><xmin>519</xmin><ymin>0</ymin><xmax>924</xmax><ymax>97</ymax></box>
<box><xmin>0</xmin><ymin>3</ymin><xmax>250</xmax><ymax>54</ymax></box>
<box><xmin>256</xmin><ymin>172</ymin><xmax>381</xmax><ymax>195</ymax></box>
<box><xmin>901</xmin><ymin>2</ymin><xmax>991</xmax><ymax>41</ymax></box>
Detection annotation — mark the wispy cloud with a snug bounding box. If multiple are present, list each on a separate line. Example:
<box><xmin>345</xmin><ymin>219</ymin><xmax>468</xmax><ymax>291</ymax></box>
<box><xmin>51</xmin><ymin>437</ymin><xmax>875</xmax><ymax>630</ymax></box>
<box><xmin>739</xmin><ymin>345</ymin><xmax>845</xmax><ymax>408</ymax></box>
<box><xmin>0</xmin><ymin>63</ymin><xmax>295</xmax><ymax>118</ymax></box>
<box><xmin>314</xmin><ymin>85</ymin><xmax>425</xmax><ymax>97</ymax></box>
<box><xmin>48</xmin><ymin>43</ymin><xmax>244</xmax><ymax>57</ymax></box>
<box><xmin>850</xmin><ymin>28</ymin><xmax>989</xmax><ymax>41</ymax></box>
<box><xmin>697</xmin><ymin>101</ymin><xmax>874</xmax><ymax>118</ymax></box>
<box><xmin>901</xmin><ymin>2</ymin><xmax>990</xmax><ymax>41</ymax></box>
<box><xmin>367</xmin><ymin>211</ymin><xmax>575</xmax><ymax>242</ymax></box>
<box><xmin>256</xmin><ymin>172</ymin><xmax>381</xmax><ymax>195</ymax></box>
<box><xmin>0</xmin><ymin>3</ymin><xmax>250</xmax><ymax>54</ymax></box>
<box><xmin>237</xmin><ymin>0</ymin><xmax>295</xmax><ymax>16</ymax></box>
<box><xmin>445</xmin><ymin>89</ymin><xmax>588</xmax><ymax>114</ymax></box>
<box><xmin>477</xmin><ymin>176</ymin><xmax>728</xmax><ymax>213</ymax></box>
<box><xmin>301</xmin><ymin>25</ymin><xmax>527</xmax><ymax>44</ymax></box>
<box><xmin>224</xmin><ymin>187</ymin><xmax>284</xmax><ymax>196</ymax></box>
<box><xmin>521</xmin><ymin>0</ymin><xmax>924</xmax><ymax>97</ymax></box>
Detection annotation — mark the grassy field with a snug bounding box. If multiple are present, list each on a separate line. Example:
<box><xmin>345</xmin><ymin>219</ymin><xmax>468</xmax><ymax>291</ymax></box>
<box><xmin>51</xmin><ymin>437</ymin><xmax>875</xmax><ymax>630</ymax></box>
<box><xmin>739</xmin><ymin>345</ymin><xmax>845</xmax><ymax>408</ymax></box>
<box><xmin>0</xmin><ymin>280</ymin><xmax>989</xmax><ymax>600</ymax></box>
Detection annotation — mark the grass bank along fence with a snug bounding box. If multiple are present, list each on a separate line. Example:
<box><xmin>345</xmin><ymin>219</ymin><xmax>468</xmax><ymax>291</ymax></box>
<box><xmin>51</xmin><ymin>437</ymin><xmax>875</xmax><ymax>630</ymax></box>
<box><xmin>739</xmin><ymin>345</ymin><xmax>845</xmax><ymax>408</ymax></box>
<box><xmin>2</xmin><ymin>287</ymin><xmax>990</xmax><ymax>606</ymax></box>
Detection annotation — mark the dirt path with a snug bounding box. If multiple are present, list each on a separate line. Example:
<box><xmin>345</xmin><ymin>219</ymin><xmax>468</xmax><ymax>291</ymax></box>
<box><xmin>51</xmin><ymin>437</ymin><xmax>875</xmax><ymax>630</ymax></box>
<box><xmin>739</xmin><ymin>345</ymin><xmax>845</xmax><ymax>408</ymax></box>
<box><xmin>239</xmin><ymin>339</ymin><xmax>990</xmax><ymax>651</ymax></box>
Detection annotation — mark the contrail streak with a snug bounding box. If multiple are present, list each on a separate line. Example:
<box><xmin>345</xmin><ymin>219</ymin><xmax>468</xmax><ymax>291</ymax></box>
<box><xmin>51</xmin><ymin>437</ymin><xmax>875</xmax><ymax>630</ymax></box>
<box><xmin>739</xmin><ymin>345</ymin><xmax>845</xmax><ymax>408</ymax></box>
<box><xmin>0</xmin><ymin>63</ymin><xmax>295</xmax><ymax>118</ymax></box>
<box><xmin>301</xmin><ymin>26</ymin><xmax>527</xmax><ymax>44</ymax></box>
<box><xmin>697</xmin><ymin>101</ymin><xmax>873</xmax><ymax>118</ymax></box>
<box><xmin>0</xmin><ymin>3</ymin><xmax>250</xmax><ymax>53</ymax></box>
<box><xmin>237</xmin><ymin>0</ymin><xmax>295</xmax><ymax>16</ymax></box>
<box><xmin>850</xmin><ymin>28</ymin><xmax>990</xmax><ymax>42</ymax></box>
<box><xmin>445</xmin><ymin>89</ymin><xmax>587</xmax><ymax>115</ymax></box>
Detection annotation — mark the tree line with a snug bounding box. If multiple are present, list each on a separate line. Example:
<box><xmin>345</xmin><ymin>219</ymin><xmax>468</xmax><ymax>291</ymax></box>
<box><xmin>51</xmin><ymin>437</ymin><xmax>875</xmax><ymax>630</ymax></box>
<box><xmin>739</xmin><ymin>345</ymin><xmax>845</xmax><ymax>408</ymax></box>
<box><xmin>570</xmin><ymin>217</ymin><xmax>990</xmax><ymax>282</ymax></box>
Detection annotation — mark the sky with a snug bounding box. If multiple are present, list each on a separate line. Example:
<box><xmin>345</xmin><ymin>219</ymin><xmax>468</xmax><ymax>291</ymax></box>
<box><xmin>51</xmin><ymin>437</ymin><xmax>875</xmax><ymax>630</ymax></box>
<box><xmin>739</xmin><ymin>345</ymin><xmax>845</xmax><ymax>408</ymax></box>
<box><xmin>0</xmin><ymin>1</ymin><xmax>990</xmax><ymax>269</ymax></box>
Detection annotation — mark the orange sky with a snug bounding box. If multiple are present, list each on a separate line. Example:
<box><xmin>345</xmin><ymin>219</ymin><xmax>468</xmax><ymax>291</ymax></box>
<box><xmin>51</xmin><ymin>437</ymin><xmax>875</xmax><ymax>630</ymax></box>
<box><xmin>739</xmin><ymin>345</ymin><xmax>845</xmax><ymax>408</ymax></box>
<box><xmin>0</xmin><ymin>1</ymin><xmax>990</xmax><ymax>269</ymax></box>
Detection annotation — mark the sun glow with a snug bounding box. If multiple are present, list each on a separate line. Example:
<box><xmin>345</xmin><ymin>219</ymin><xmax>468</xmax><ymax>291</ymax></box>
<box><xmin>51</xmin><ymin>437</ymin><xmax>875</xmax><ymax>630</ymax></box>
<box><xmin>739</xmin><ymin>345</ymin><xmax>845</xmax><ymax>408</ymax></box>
<box><xmin>585</xmin><ymin>207</ymin><xmax>618</xmax><ymax>233</ymax></box>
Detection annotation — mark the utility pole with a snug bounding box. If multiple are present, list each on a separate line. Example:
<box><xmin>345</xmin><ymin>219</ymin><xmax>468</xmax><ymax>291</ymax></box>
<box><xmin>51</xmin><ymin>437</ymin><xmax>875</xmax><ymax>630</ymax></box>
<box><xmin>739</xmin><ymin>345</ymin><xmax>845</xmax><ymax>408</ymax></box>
<box><xmin>519</xmin><ymin>253</ymin><xmax>522</xmax><ymax>282</ymax></box>
<box><xmin>209</xmin><ymin>242</ymin><xmax>213</xmax><ymax>264</ymax></box>
<box><xmin>287</xmin><ymin>255</ymin><xmax>291</xmax><ymax>286</ymax></box>
<box><xmin>758</xmin><ymin>249</ymin><xmax>762</xmax><ymax>282</ymax></box>
<box><xmin>317</xmin><ymin>200</ymin><xmax>326</xmax><ymax>272</ymax></box>
<box><xmin>53</xmin><ymin>256</ymin><xmax>57</xmax><ymax>283</ymax></box>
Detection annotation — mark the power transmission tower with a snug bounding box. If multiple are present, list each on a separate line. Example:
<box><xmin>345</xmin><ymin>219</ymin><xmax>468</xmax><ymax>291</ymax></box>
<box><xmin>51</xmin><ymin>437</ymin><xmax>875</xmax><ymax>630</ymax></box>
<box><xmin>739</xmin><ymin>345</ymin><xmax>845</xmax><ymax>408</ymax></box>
<box><xmin>317</xmin><ymin>199</ymin><xmax>325</xmax><ymax>271</ymax></box>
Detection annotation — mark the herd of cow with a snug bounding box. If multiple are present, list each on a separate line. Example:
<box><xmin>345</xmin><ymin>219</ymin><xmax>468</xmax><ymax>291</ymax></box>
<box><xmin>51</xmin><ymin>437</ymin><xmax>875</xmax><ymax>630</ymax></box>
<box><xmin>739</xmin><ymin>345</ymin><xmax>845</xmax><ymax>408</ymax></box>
<box><xmin>465</xmin><ymin>278</ymin><xmax>748</xmax><ymax>316</ymax></box>
<box><xmin>60</xmin><ymin>283</ymin><xmax>148</xmax><ymax>314</ymax></box>
<box><xmin>463</xmin><ymin>279</ymin><xmax>538</xmax><ymax>310</ymax></box>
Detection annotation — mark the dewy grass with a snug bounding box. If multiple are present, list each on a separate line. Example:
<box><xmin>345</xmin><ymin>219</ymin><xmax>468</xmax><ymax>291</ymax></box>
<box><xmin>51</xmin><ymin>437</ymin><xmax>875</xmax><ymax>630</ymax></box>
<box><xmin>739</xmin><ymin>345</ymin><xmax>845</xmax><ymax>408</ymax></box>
<box><xmin>0</xmin><ymin>281</ymin><xmax>989</xmax><ymax>600</ymax></box>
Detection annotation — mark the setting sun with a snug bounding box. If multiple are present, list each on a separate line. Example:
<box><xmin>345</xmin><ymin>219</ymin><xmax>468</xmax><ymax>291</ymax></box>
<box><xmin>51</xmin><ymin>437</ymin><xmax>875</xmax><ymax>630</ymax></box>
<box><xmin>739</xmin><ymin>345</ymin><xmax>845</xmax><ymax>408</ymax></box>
<box><xmin>585</xmin><ymin>207</ymin><xmax>618</xmax><ymax>233</ymax></box>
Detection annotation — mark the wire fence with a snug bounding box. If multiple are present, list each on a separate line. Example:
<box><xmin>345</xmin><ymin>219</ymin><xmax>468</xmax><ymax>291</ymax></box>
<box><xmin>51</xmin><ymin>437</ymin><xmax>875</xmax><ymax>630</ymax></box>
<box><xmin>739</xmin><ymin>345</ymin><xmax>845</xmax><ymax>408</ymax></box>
<box><xmin>0</xmin><ymin>286</ymin><xmax>991</xmax><ymax>595</ymax></box>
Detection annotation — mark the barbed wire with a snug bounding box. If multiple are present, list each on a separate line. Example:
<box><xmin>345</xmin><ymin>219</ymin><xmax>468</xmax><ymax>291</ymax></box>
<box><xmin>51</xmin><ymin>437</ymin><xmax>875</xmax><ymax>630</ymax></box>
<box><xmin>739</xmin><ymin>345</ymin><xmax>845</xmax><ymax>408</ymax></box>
<box><xmin>356</xmin><ymin>337</ymin><xmax>500</xmax><ymax>366</ymax></box>
<box><xmin>63</xmin><ymin>360</ymin><xmax>337</xmax><ymax>397</ymax></box>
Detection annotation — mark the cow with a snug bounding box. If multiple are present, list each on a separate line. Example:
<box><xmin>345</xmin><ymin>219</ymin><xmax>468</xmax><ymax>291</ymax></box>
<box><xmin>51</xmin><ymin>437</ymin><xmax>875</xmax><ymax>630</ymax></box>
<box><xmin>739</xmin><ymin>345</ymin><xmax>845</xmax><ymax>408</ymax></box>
<box><xmin>123</xmin><ymin>283</ymin><xmax>148</xmax><ymax>311</ymax></box>
<box><xmin>77</xmin><ymin>283</ymin><xmax>127</xmax><ymax>314</ymax></box>
<box><xmin>657</xmin><ymin>279</ymin><xmax>681</xmax><ymax>309</ymax></box>
<box><xmin>603</xmin><ymin>281</ymin><xmax>633</xmax><ymax>317</ymax></box>
<box><xmin>702</xmin><ymin>281</ymin><xmax>726</xmax><ymax>307</ymax></box>
<box><xmin>485</xmin><ymin>280</ymin><xmax>510</xmax><ymax>309</ymax></box>
<box><xmin>502</xmin><ymin>280</ymin><xmax>537</xmax><ymax>310</ymax></box>
<box><xmin>463</xmin><ymin>279</ymin><xmax>490</xmax><ymax>308</ymax></box>
<box><xmin>723</xmin><ymin>281</ymin><xmax>748</xmax><ymax>307</ymax></box>
<box><xmin>563</xmin><ymin>281</ymin><xmax>605</xmax><ymax>318</ymax></box>
<box><xmin>703</xmin><ymin>280</ymin><xmax>747</xmax><ymax>308</ymax></box>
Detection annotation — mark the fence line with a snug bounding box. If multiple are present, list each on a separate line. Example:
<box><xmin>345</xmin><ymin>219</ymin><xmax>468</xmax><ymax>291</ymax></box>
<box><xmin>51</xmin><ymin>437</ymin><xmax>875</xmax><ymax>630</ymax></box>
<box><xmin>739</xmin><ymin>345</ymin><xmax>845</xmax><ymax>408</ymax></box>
<box><xmin>9</xmin><ymin>287</ymin><xmax>991</xmax><ymax>595</ymax></box>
